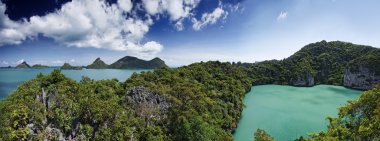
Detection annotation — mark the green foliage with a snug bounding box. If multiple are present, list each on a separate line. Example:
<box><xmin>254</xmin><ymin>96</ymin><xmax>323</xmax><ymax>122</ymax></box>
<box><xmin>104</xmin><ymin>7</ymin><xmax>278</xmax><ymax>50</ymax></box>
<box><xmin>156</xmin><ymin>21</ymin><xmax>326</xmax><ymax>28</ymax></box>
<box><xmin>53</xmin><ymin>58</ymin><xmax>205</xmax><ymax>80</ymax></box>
<box><xmin>348</xmin><ymin>49</ymin><xmax>380</xmax><ymax>75</ymax></box>
<box><xmin>125</xmin><ymin>61</ymin><xmax>253</xmax><ymax>140</ymax></box>
<box><xmin>253</xmin><ymin>129</ymin><xmax>275</xmax><ymax>141</ymax></box>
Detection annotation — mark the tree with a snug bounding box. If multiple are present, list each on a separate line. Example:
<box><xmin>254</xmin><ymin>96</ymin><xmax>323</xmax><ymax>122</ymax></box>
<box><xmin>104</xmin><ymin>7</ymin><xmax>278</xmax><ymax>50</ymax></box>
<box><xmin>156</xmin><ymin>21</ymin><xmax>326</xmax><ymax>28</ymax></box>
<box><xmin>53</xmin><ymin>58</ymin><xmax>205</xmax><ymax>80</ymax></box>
<box><xmin>254</xmin><ymin>129</ymin><xmax>275</xmax><ymax>141</ymax></box>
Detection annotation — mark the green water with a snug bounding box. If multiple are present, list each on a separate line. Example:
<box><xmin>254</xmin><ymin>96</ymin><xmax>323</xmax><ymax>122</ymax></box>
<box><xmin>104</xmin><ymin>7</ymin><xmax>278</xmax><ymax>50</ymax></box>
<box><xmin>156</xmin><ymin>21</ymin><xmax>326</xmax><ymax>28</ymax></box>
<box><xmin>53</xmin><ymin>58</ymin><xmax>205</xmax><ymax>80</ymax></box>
<box><xmin>0</xmin><ymin>68</ymin><xmax>148</xmax><ymax>100</ymax></box>
<box><xmin>233</xmin><ymin>85</ymin><xmax>362</xmax><ymax>141</ymax></box>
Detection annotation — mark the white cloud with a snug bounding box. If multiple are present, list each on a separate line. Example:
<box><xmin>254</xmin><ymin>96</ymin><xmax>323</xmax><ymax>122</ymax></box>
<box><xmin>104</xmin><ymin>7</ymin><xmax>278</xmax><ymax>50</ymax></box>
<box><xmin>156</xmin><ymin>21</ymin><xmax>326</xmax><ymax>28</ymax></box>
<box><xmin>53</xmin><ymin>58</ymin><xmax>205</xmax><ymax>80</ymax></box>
<box><xmin>141</xmin><ymin>0</ymin><xmax>200</xmax><ymax>21</ymax></box>
<box><xmin>192</xmin><ymin>7</ymin><xmax>226</xmax><ymax>31</ymax></box>
<box><xmin>277</xmin><ymin>11</ymin><xmax>288</xmax><ymax>21</ymax></box>
<box><xmin>0</xmin><ymin>0</ymin><xmax>242</xmax><ymax>58</ymax></box>
<box><xmin>0</xmin><ymin>0</ymin><xmax>162</xmax><ymax>58</ymax></box>
<box><xmin>140</xmin><ymin>0</ymin><xmax>203</xmax><ymax>31</ymax></box>
<box><xmin>69</xmin><ymin>59</ymin><xmax>75</xmax><ymax>62</ymax></box>
<box><xmin>1</xmin><ymin>60</ymin><xmax>8</xmax><ymax>65</ymax></box>
<box><xmin>51</xmin><ymin>60</ymin><xmax>64</xmax><ymax>64</ymax></box>
<box><xmin>142</xmin><ymin>0</ymin><xmax>161</xmax><ymax>15</ymax></box>
<box><xmin>16</xmin><ymin>59</ymin><xmax>25</xmax><ymax>64</ymax></box>
<box><xmin>118</xmin><ymin>0</ymin><xmax>133</xmax><ymax>12</ymax></box>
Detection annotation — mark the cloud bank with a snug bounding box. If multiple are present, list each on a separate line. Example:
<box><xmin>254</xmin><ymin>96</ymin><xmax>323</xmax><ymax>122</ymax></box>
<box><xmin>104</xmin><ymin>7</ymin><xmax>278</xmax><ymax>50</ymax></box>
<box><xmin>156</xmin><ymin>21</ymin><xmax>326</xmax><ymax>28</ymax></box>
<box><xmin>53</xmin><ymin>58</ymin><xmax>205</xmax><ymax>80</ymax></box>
<box><xmin>0</xmin><ymin>0</ymin><xmax>241</xmax><ymax>58</ymax></box>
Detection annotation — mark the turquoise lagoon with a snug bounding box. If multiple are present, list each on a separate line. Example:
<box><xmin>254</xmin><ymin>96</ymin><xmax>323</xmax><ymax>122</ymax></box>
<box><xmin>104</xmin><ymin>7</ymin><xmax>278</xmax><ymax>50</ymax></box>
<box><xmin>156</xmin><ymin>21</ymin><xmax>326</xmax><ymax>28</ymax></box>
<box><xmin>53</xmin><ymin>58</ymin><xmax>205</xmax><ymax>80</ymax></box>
<box><xmin>234</xmin><ymin>85</ymin><xmax>362</xmax><ymax>141</ymax></box>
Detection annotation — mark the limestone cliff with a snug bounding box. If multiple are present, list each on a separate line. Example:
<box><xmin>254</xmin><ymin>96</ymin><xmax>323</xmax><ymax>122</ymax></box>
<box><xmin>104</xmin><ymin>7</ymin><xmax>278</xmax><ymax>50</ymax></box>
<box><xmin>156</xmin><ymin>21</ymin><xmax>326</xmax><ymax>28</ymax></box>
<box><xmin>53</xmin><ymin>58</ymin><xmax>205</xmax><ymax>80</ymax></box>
<box><xmin>289</xmin><ymin>72</ymin><xmax>315</xmax><ymax>87</ymax></box>
<box><xmin>125</xmin><ymin>86</ymin><xmax>171</xmax><ymax>125</ymax></box>
<box><xmin>344</xmin><ymin>66</ymin><xmax>380</xmax><ymax>90</ymax></box>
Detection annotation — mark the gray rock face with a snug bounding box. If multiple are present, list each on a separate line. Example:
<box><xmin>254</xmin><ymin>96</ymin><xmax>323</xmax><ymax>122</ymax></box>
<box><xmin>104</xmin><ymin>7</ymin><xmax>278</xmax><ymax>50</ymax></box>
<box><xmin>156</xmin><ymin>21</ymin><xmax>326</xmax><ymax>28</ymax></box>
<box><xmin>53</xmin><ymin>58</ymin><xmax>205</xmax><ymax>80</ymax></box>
<box><xmin>125</xmin><ymin>86</ymin><xmax>171</xmax><ymax>125</ymax></box>
<box><xmin>344</xmin><ymin>66</ymin><xmax>380</xmax><ymax>90</ymax></box>
<box><xmin>290</xmin><ymin>72</ymin><xmax>315</xmax><ymax>87</ymax></box>
<box><xmin>45</xmin><ymin>127</ymin><xmax>65</xmax><ymax>141</ymax></box>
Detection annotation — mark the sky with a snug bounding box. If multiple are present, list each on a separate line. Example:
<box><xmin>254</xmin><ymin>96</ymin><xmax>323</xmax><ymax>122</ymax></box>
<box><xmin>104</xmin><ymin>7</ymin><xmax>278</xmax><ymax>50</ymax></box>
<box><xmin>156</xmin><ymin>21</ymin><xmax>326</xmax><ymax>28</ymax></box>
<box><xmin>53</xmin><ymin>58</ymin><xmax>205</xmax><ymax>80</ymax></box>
<box><xmin>0</xmin><ymin>0</ymin><xmax>379</xmax><ymax>67</ymax></box>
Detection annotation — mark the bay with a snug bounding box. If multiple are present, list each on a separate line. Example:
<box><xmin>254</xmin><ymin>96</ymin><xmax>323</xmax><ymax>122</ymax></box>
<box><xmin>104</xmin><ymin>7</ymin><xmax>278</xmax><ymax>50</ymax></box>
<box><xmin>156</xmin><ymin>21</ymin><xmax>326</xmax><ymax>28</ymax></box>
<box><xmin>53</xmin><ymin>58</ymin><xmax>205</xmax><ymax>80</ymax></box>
<box><xmin>233</xmin><ymin>85</ymin><xmax>362</xmax><ymax>141</ymax></box>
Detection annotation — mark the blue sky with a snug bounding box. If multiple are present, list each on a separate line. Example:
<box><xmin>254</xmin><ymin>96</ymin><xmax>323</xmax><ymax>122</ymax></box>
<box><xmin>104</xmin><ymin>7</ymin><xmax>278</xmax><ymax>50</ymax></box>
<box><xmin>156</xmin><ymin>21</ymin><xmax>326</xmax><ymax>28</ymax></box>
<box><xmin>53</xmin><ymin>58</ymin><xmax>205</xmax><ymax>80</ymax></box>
<box><xmin>0</xmin><ymin>0</ymin><xmax>379</xmax><ymax>67</ymax></box>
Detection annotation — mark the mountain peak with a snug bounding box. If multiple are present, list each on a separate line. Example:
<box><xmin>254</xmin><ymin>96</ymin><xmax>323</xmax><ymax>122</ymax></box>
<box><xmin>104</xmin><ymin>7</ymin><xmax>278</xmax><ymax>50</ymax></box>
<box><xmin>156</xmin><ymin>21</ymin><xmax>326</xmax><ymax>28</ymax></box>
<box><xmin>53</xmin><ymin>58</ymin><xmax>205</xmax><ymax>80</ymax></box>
<box><xmin>87</xmin><ymin>57</ymin><xmax>108</xmax><ymax>69</ymax></box>
<box><xmin>16</xmin><ymin>61</ymin><xmax>31</xmax><ymax>69</ymax></box>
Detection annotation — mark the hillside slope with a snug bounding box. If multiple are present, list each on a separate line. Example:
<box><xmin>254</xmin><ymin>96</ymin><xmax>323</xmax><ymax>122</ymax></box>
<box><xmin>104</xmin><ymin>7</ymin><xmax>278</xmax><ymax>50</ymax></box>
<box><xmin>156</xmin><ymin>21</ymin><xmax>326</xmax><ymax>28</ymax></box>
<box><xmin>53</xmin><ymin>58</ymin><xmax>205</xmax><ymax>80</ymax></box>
<box><xmin>250</xmin><ymin>40</ymin><xmax>380</xmax><ymax>90</ymax></box>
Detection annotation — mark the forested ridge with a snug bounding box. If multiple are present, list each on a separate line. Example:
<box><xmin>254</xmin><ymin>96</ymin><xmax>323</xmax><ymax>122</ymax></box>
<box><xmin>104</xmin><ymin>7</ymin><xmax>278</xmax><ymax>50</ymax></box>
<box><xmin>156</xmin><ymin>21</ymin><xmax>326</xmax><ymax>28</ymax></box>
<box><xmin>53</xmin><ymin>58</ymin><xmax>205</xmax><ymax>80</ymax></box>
<box><xmin>250</xmin><ymin>40</ymin><xmax>379</xmax><ymax>87</ymax></box>
<box><xmin>86</xmin><ymin>56</ymin><xmax>168</xmax><ymax>69</ymax></box>
<box><xmin>0</xmin><ymin>41</ymin><xmax>379</xmax><ymax>140</ymax></box>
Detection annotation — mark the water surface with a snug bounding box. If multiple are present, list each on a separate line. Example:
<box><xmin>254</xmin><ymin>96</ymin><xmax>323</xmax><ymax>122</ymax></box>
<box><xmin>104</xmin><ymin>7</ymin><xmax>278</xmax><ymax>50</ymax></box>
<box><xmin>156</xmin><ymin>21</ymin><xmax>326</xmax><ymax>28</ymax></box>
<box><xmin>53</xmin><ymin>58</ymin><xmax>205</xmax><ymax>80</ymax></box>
<box><xmin>0</xmin><ymin>68</ymin><xmax>148</xmax><ymax>100</ymax></box>
<box><xmin>233</xmin><ymin>85</ymin><xmax>362</xmax><ymax>141</ymax></box>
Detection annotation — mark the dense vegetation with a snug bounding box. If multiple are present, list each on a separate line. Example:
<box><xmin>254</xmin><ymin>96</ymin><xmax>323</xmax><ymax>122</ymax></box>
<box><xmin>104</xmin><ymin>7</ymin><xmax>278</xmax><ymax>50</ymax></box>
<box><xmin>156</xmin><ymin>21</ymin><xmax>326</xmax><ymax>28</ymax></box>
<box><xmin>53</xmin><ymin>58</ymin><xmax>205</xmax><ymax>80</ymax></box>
<box><xmin>87</xmin><ymin>58</ymin><xmax>108</xmax><ymax>69</ymax></box>
<box><xmin>347</xmin><ymin>49</ymin><xmax>380</xmax><ymax>75</ymax></box>
<box><xmin>0</xmin><ymin>61</ymin><xmax>253</xmax><ymax>140</ymax></box>
<box><xmin>250</xmin><ymin>41</ymin><xmax>378</xmax><ymax>86</ymax></box>
<box><xmin>253</xmin><ymin>129</ymin><xmax>275</xmax><ymax>141</ymax></box>
<box><xmin>109</xmin><ymin>56</ymin><xmax>167</xmax><ymax>69</ymax></box>
<box><xmin>60</xmin><ymin>63</ymin><xmax>83</xmax><ymax>70</ymax></box>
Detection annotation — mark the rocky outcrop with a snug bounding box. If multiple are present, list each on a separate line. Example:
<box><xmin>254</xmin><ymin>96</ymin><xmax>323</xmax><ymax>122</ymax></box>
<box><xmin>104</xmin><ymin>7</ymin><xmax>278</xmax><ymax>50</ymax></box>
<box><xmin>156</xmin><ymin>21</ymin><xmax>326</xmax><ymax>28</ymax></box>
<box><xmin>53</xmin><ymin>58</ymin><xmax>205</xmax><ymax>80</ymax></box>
<box><xmin>289</xmin><ymin>72</ymin><xmax>315</xmax><ymax>87</ymax></box>
<box><xmin>125</xmin><ymin>86</ymin><xmax>171</xmax><ymax>125</ymax></box>
<box><xmin>344</xmin><ymin>66</ymin><xmax>380</xmax><ymax>90</ymax></box>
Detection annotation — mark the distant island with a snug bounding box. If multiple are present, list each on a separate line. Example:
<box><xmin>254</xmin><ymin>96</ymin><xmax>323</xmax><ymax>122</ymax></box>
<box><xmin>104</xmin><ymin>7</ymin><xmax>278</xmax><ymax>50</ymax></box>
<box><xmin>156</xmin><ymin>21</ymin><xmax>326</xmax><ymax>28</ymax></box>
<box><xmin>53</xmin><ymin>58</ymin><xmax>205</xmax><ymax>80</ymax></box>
<box><xmin>87</xmin><ymin>56</ymin><xmax>167</xmax><ymax>69</ymax></box>
<box><xmin>0</xmin><ymin>66</ymin><xmax>11</xmax><ymax>69</ymax></box>
<box><xmin>109</xmin><ymin>56</ymin><xmax>167</xmax><ymax>69</ymax></box>
<box><xmin>14</xmin><ymin>62</ymin><xmax>50</xmax><ymax>69</ymax></box>
<box><xmin>87</xmin><ymin>57</ymin><xmax>108</xmax><ymax>69</ymax></box>
<box><xmin>15</xmin><ymin>61</ymin><xmax>31</xmax><ymax>69</ymax></box>
<box><xmin>60</xmin><ymin>63</ymin><xmax>83</xmax><ymax>70</ymax></box>
<box><xmin>11</xmin><ymin>56</ymin><xmax>167</xmax><ymax>70</ymax></box>
<box><xmin>31</xmin><ymin>64</ymin><xmax>49</xmax><ymax>69</ymax></box>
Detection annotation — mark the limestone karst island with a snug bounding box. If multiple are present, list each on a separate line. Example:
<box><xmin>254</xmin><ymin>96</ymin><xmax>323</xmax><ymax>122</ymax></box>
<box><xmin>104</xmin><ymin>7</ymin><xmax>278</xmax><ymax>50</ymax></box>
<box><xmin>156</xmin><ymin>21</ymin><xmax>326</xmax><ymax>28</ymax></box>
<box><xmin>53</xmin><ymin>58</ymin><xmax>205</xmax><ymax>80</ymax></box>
<box><xmin>0</xmin><ymin>0</ymin><xmax>379</xmax><ymax>141</ymax></box>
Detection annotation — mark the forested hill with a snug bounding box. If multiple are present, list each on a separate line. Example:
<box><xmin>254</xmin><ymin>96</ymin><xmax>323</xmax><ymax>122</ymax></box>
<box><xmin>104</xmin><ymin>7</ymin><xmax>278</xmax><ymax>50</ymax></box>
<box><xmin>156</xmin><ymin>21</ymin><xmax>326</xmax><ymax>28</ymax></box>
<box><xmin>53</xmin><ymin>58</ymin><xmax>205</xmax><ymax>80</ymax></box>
<box><xmin>109</xmin><ymin>56</ymin><xmax>167</xmax><ymax>69</ymax></box>
<box><xmin>250</xmin><ymin>40</ymin><xmax>380</xmax><ymax>90</ymax></box>
<box><xmin>85</xmin><ymin>56</ymin><xmax>168</xmax><ymax>69</ymax></box>
<box><xmin>87</xmin><ymin>58</ymin><xmax>108</xmax><ymax>69</ymax></box>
